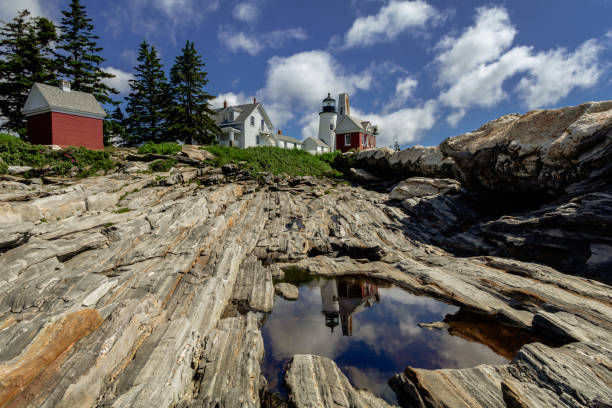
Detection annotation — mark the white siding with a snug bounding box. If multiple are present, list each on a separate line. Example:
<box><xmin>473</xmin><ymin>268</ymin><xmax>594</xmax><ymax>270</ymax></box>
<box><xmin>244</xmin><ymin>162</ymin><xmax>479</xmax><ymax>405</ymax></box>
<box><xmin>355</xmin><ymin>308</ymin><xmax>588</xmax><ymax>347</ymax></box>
<box><xmin>243</xmin><ymin>106</ymin><xmax>273</xmax><ymax>148</ymax></box>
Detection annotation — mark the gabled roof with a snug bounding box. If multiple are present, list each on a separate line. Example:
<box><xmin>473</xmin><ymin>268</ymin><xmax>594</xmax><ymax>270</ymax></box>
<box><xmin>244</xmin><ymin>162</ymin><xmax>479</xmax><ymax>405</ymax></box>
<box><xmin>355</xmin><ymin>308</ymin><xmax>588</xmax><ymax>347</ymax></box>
<box><xmin>303</xmin><ymin>137</ymin><xmax>329</xmax><ymax>148</ymax></box>
<box><xmin>214</xmin><ymin>103</ymin><xmax>274</xmax><ymax>130</ymax></box>
<box><xmin>22</xmin><ymin>83</ymin><xmax>106</xmax><ymax>118</ymax></box>
<box><xmin>277</xmin><ymin>134</ymin><xmax>302</xmax><ymax>144</ymax></box>
<box><xmin>335</xmin><ymin>115</ymin><xmax>367</xmax><ymax>134</ymax></box>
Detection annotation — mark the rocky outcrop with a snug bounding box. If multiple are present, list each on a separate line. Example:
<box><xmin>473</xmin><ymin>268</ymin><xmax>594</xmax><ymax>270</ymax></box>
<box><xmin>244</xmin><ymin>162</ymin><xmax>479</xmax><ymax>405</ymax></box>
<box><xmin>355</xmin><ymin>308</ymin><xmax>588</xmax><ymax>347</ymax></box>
<box><xmin>285</xmin><ymin>355</ymin><xmax>396</xmax><ymax>408</ymax></box>
<box><xmin>274</xmin><ymin>282</ymin><xmax>299</xmax><ymax>300</ymax></box>
<box><xmin>389</xmin><ymin>177</ymin><xmax>460</xmax><ymax>200</ymax></box>
<box><xmin>353</xmin><ymin>101</ymin><xmax>612</xmax><ymax>197</ymax></box>
<box><xmin>1</xmin><ymin>102</ymin><xmax>611</xmax><ymax>408</ymax></box>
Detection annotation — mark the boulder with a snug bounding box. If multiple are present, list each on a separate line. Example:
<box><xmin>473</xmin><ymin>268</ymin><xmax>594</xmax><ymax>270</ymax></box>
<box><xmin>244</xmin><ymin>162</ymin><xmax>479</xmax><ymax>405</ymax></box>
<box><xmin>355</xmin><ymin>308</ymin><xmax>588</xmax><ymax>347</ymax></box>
<box><xmin>389</xmin><ymin>177</ymin><xmax>460</xmax><ymax>200</ymax></box>
<box><xmin>181</xmin><ymin>145</ymin><xmax>214</xmax><ymax>161</ymax></box>
<box><xmin>7</xmin><ymin>166</ymin><xmax>32</xmax><ymax>175</ymax></box>
<box><xmin>274</xmin><ymin>282</ymin><xmax>298</xmax><ymax>300</ymax></box>
<box><xmin>349</xmin><ymin>168</ymin><xmax>380</xmax><ymax>183</ymax></box>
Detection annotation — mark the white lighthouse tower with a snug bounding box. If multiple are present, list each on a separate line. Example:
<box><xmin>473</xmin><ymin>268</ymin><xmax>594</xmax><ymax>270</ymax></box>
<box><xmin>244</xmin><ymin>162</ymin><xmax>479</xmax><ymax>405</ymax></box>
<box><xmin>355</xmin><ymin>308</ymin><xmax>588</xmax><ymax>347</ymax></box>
<box><xmin>318</xmin><ymin>93</ymin><xmax>337</xmax><ymax>151</ymax></box>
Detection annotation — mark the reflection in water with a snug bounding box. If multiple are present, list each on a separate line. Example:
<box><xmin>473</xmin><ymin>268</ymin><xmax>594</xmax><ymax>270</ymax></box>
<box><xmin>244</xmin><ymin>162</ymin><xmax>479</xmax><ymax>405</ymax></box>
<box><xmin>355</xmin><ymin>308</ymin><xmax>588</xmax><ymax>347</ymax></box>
<box><xmin>262</xmin><ymin>275</ymin><xmax>538</xmax><ymax>404</ymax></box>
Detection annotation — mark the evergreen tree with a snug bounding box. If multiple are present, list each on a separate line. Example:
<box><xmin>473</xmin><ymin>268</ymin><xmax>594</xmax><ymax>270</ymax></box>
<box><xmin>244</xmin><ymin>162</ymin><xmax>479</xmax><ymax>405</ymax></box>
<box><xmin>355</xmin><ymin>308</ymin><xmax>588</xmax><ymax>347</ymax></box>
<box><xmin>0</xmin><ymin>10</ymin><xmax>57</xmax><ymax>135</ymax></box>
<box><xmin>125</xmin><ymin>40</ymin><xmax>169</xmax><ymax>145</ymax></box>
<box><xmin>166</xmin><ymin>41</ymin><xmax>220</xmax><ymax>145</ymax></box>
<box><xmin>103</xmin><ymin>106</ymin><xmax>129</xmax><ymax>146</ymax></box>
<box><xmin>56</xmin><ymin>0</ymin><xmax>117</xmax><ymax>104</ymax></box>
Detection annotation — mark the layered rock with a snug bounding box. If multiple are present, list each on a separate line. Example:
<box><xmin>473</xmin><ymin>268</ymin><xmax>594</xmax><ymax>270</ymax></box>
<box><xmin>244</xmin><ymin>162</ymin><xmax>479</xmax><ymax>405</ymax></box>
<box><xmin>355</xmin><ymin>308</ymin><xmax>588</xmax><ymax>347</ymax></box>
<box><xmin>1</xmin><ymin>102</ymin><xmax>611</xmax><ymax>408</ymax></box>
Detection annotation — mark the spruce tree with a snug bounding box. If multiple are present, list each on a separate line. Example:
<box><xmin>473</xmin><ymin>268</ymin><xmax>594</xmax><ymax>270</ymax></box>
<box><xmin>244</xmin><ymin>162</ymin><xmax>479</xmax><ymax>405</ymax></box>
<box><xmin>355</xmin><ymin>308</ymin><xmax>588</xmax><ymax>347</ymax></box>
<box><xmin>103</xmin><ymin>106</ymin><xmax>129</xmax><ymax>146</ymax></box>
<box><xmin>166</xmin><ymin>41</ymin><xmax>220</xmax><ymax>145</ymax></box>
<box><xmin>56</xmin><ymin>0</ymin><xmax>117</xmax><ymax>104</ymax></box>
<box><xmin>125</xmin><ymin>40</ymin><xmax>169</xmax><ymax>145</ymax></box>
<box><xmin>0</xmin><ymin>10</ymin><xmax>57</xmax><ymax>135</ymax></box>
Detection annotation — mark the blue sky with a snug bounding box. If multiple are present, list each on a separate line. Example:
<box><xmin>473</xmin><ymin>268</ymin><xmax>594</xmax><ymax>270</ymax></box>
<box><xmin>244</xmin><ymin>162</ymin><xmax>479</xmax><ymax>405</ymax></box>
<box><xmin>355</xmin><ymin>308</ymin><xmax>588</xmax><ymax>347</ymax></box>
<box><xmin>3</xmin><ymin>0</ymin><xmax>611</xmax><ymax>147</ymax></box>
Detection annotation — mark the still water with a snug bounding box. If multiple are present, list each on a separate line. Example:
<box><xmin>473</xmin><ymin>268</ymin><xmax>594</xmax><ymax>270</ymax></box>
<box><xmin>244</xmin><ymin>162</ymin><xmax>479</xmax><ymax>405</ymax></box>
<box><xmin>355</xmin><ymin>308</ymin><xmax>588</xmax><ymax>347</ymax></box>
<box><xmin>262</xmin><ymin>274</ymin><xmax>542</xmax><ymax>404</ymax></box>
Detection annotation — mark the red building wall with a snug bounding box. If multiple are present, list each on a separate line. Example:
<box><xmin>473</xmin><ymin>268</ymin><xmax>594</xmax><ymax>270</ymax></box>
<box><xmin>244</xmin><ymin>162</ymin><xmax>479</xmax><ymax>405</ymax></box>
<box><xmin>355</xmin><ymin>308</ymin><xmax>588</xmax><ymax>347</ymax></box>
<box><xmin>51</xmin><ymin>112</ymin><xmax>103</xmax><ymax>150</ymax></box>
<box><xmin>335</xmin><ymin>132</ymin><xmax>377</xmax><ymax>153</ymax></box>
<box><xmin>26</xmin><ymin>112</ymin><xmax>103</xmax><ymax>150</ymax></box>
<box><xmin>26</xmin><ymin>112</ymin><xmax>53</xmax><ymax>145</ymax></box>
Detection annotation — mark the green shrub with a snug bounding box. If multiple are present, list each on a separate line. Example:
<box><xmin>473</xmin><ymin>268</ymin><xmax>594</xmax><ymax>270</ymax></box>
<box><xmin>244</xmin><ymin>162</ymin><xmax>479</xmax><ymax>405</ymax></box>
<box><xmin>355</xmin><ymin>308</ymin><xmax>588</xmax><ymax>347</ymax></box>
<box><xmin>114</xmin><ymin>207</ymin><xmax>130</xmax><ymax>213</ymax></box>
<box><xmin>0</xmin><ymin>133</ymin><xmax>115</xmax><ymax>177</ymax></box>
<box><xmin>149</xmin><ymin>158</ymin><xmax>177</xmax><ymax>172</ymax></box>
<box><xmin>202</xmin><ymin>146</ymin><xmax>343</xmax><ymax>178</ymax></box>
<box><xmin>138</xmin><ymin>141</ymin><xmax>182</xmax><ymax>155</ymax></box>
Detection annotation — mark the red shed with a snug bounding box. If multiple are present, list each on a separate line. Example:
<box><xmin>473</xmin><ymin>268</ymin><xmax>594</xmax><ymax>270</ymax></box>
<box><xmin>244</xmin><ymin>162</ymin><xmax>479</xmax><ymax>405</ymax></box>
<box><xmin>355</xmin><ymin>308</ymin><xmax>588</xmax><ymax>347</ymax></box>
<box><xmin>334</xmin><ymin>114</ymin><xmax>377</xmax><ymax>153</ymax></box>
<box><xmin>22</xmin><ymin>81</ymin><xmax>106</xmax><ymax>150</ymax></box>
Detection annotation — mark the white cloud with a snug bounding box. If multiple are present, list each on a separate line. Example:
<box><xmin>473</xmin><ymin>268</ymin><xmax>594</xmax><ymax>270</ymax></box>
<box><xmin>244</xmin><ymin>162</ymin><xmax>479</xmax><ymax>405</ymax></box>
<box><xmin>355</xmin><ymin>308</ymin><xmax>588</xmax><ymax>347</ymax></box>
<box><xmin>0</xmin><ymin>0</ymin><xmax>58</xmax><ymax>21</ymax></box>
<box><xmin>435</xmin><ymin>6</ymin><xmax>516</xmax><ymax>86</ymax></box>
<box><xmin>357</xmin><ymin>100</ymin><xmax>438</xmax><ymax>147</ymax></box>
<box><xmin>233</xmin><ymin>2</ymin><xmax>259</xmax><ymax>23</ymax></box>
<box><xmin>219</xmin><ymin>27</ymin><xmax>307</xmax><ymax>56</ymax></box>
<box><xmin>395</xmin><ymin>77</ymin><xmax>418</xmax><ymax>102</ymax></box>
<box><xmin>342</xmin><ymin>0</ymin><xmax>440</xmax><ymax>48</ymax></box>
<box><xmin>515</xmin><ymin>40</ymin><xmax>601</xmax><ymax>109</ymax></box>
<box><xmin>259</xmin><ymin>51</ymin><xmax>371</xmax><ymax>127</ymax></box>
<box><xmin>211</xmin><ymin>92</ymin><xmax>254</xmax><ymax>108</ymax></box>
<box><xmin>101</xmin><ymin>67</ymin><xmax>135</xmax><ymax>95</ymax></box>
<box><xmin>435</xmin><ymin>6</ymin><xmax>604</xmax><ymax>111</ymax></box>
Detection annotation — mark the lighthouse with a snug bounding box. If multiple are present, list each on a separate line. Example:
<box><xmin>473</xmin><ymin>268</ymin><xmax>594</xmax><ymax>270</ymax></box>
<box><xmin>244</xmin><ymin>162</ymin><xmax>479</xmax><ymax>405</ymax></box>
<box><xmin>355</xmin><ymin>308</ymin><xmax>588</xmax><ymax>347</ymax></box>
<box><xmin>318</xmin><ymin>93</ymin><xmax>337</xmax><ymax>151</ymax></box>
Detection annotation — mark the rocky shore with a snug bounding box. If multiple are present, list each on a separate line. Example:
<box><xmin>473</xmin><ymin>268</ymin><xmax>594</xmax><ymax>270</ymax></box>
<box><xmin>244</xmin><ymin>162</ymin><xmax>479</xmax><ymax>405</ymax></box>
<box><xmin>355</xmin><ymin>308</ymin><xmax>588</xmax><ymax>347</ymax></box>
<box><xmin>1</xmin><ymin>101</ymin><xmax>611</xmax><ymax>407</ymax></box>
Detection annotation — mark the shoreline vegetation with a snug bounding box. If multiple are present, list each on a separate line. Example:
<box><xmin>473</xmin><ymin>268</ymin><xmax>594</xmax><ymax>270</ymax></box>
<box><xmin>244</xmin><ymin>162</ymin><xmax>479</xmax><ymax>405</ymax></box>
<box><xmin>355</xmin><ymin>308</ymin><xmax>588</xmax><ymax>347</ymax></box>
<box><xmin>0</xmin><ymin>135</ymin><xmax>354</xmax><ymax>179</ymax></box>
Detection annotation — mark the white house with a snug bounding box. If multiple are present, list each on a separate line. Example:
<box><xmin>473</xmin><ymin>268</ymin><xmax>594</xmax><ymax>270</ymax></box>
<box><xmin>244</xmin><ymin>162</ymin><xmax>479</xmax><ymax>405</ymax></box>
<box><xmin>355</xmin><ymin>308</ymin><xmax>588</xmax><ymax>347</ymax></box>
<box><xmin>213</xmin><ymin>99</ymin><xmax>275</xmax><ymax>148</ymax></box>
<box><xmin>303</xmin><ymin>137</ymin><xmax>330</xmax><ymax>155</ymax></box>
<box><xmin>275</xmin><ymin>130</ymin><xmax>303</xmax><ymax>149</ymax></box>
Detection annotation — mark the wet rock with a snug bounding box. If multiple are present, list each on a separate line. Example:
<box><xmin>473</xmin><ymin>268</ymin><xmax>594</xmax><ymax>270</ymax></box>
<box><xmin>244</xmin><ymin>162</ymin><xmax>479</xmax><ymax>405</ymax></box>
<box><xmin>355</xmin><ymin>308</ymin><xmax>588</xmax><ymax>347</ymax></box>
<box><xmin>285</xmin><ymin>354</ymin><xmax>396</xmax><ymax>408</ymax></box>
<box><xmin>274</xmin><ymin>282</ymin><xmax>298</xmax><ymax>300</ymax></box>
<box><xmin>389</xmin><ymin>177</ymin><xmax>461</xmax><ymax>200</ymax></box>
<box><xmin>418</xmin><ymin>321</ymin><xmax>448</xmax><ymax>331</ymax></box>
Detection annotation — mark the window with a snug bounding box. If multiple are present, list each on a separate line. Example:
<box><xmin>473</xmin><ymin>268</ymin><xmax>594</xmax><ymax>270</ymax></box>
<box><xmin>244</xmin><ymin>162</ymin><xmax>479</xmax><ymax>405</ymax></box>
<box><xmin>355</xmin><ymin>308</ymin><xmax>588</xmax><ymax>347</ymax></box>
<box><xmin>256</xmin><ymin>135</ymin><xmax>260</xmax><ymax>145</ymax></box>
<box><xmin>345</xmin><ymin>134</ymin><xmax>351</xmax><ymax>146</ymax></box>
<box><xmin>330</xmin><ymin>124</ymin><xmax>334</xmax><ymax>130</ymax></box>
<box><xmin>340</xmin><ymin>107</ymin><xmax>344</xmax><ymax>115</ymax></box>
<box><xmin>250</xmin><ymin>116</ymin><xmax>255</xmax><ymax>126</ymax></box>
<box><xmin>261</xmin><ymin>119</ymin><xmax>265</xmax><ymax>131</ymax></box>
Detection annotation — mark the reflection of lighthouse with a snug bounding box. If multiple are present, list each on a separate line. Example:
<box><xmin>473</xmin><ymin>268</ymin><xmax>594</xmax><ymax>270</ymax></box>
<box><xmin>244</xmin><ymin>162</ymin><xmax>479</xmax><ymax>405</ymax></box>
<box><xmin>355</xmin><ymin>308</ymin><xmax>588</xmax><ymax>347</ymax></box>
<box><xmin>337</xmin><ymin>279</ymin><xmax>379</xmax><ymax>336</ymax></box>
<box><xmin>321</xmin><ymin>280</ymin><xmax>339</xmax><ymax>332</ymax></box>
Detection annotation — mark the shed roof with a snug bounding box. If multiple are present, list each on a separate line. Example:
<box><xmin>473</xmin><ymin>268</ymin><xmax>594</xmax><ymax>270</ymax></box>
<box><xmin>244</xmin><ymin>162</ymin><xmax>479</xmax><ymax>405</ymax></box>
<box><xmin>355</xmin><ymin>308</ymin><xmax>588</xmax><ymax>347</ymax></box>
<box><xmin>22</xmin><ymin>83</ymin><xmax>106</xmax><ymax>118</ymax></box>
<box><xmin>277</xmin><ymin>134</ymin><xmax>302</xmax><ymax>144</ymax></box>
<box><xmin>303</xmin><ymin>137</ymin><xmax>329</xmax><ymax>148</ymax></box>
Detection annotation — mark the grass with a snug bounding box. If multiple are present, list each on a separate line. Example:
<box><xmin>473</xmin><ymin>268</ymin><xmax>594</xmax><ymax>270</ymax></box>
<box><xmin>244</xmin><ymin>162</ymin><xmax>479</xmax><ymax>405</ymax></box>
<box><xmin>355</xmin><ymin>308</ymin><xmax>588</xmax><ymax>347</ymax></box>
<box><xmin>113</xmin><ymin>207</ymin><xmax>130</xmax><ymax>214</ymax></box>
<box><xmin>202</xmin><ymin>146</ymin><xmax>343</xmax><ymax>178</ymax></box>
<box><xmin>149</xmin><ymin>158</ymin><xmax>177</xmax><ymax>172</ymax></box>
<box><xmin>138</xmin><ymin>141</ymin><xmax>182</xmax><ymax>155</ymax></box>
<box><xmin>0</xmin><ymin>133</ymin><xmax>115</xmax><ymax>177</ymax></box>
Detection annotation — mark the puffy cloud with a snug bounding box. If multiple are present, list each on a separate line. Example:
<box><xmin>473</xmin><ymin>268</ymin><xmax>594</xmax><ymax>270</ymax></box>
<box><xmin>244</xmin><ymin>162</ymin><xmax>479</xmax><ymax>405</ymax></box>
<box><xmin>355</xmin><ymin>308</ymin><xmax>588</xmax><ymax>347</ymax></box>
<box><xmin>210</xmin><ymin>92</ymin><xmax>254</xmax><ymax>108</ymax></box>
<box><xmin>515</xmin><ymin>40</ymin><xmax>601</xmax><ymax>109</ymax></box>
<box><xmin>435</xmin><ymin>6</ymin><xmax>516</xmax><ymax>86</ymax></box>
<box><xmin>357</xmin><ymin>100</ymin><xmax>438</xmax><ymax>147</ymax></box>
<box><xmin>342</xmin><ymin>0</ymin><xmax>441</xmax><ymax>48</ymax></box>
<box><xmin>233</xmin><ymin>2</ymin><xmax>259</xmax><ymax>23</ymax></box>
<box><xmin>218</xmin><ymin>27</ymin><xmax>307</xmax><ymax>56</ymax></box>
<box><xmin>259</xmin><ymin>51</ymin><xmax>371</xmax><ymax>127</ymax></box>
<box><xmin>0</xmin><ymin>0</ymin><xmax>58</xmax><ymax>21</ymax></box>
<box><xmin>435</xmin><ymin>6</ymin><xmax>604</xmax><ymax>112</ymax></box>
<box><xmin>394</xmin><ymin>77</ymin><xmax>418</xmax><ymax>102</ymax></box>
<box><xmin>101</xmin><ymin>67</ymin><xmax>135</xmax><ymax>95</ymax></box>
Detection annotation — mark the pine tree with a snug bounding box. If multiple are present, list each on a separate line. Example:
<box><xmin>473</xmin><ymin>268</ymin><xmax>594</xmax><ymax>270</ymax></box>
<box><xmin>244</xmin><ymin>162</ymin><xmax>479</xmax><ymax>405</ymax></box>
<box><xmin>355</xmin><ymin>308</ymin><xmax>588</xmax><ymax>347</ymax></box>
<box><xmin>125</xmin><ymin>40</ymin><xmax>169</xmax><ymax>145</ymax></box>
<box><xmin>166</xmin><ymin>41</ymin><xmax>220</xmax><ymax>145</ymax></box>
<box><xmin>0</xmin><ymin>10</ymin><xmax>57</xmax><ymax>135</ymax></box>
<box><xmin>103</xmin><ymin>106</ymin><xmax>129</xmax><ymax>146</ymax></box>
<box><xmin>56</xmin><ymin>0</ymin><xmax>117</xmax><ymax>104</ymax></box>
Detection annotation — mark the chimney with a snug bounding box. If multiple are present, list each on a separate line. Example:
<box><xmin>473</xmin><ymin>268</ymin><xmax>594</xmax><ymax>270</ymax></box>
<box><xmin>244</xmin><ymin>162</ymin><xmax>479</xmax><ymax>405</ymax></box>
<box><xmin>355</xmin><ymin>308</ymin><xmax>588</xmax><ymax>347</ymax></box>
<box><xmin>223</xmin><ymin>100</ymin><xmax>228</xmax><ymax>108</ymax></box>
<box><xmin>277</xmin><ymin>129</ymin><xmax>282</xmax><ymax>135</ymax></box>
<box><xmin>60</xmin><ymin>80</ymin><xmax>71</xmax><ymax>92</ymax></box>
<box><xmin>253</xmin><ymin>97</ymin><xmax>257</xmax><ymax>104</ymax></box>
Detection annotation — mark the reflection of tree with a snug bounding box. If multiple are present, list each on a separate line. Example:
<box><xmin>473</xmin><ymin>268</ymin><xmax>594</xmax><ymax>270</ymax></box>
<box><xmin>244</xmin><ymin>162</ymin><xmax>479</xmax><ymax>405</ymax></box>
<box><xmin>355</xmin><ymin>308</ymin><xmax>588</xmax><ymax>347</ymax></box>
<box><xmin>321</xmin><ymin>277</ymin><xmax>380</xmax><ymax>336</ymax></box>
